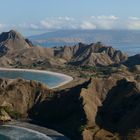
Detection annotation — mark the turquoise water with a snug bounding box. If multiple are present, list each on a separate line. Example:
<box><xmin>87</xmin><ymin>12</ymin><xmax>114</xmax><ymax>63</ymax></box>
<box><xmin>0</xmin><ymin>70</ymin><xmax>68</xmax><ymax>140</ymax></box>
<box><xmin>0</xmin><ymin>70</ymin><xmax>65</xmax><ymax>88</ymax></box>
<box><xmin>0</xmin><ymin>126</ymin><xmax>52</xmax><ymax>140</ymax></box>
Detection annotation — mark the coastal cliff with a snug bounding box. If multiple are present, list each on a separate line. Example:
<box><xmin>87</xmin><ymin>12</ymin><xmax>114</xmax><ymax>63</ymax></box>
<box><xmin>0</xmin><ymin>78</ymin><xmax>51</xmax><ymax>118</ymax></box>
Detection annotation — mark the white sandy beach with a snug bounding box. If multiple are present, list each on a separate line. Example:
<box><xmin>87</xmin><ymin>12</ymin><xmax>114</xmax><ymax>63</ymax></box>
<box><xmin>0</xmin><ymin>67</ymin><xmax>73</xmax><ymax>89</ymax></box>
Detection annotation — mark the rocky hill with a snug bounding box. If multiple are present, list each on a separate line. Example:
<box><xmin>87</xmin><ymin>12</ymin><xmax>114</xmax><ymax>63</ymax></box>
<box><xmin>0</xmin><ymin>30</ymin><xmax>140</xmax><ymax>140</ymax></box>
<box><xmin>28</xmin><ymin>70</ymin><xmax>140</xmax><ymax>140</ymax></box>
<box><xmin>0</xmin><ymin>30</ymin><xmax>64</xmax><ymax>67</ymax></box>
<box><xmin>54</xmin><ymin>42</ymin><xmax>128</xmax><ymax>66</ymax></box>
<box><xmin>0</xmin><ymin>30</ymin><xmax>129</xmax><ymax>68</ymax></box>
<box><xmin>0</xmin><ymin>78</ymin><xmax>51</xmax><ymax>119</ymax></box>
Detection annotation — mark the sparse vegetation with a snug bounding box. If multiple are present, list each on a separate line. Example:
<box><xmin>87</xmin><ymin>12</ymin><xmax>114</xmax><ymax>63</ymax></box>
<box><xmin>0</xmin><ymin>106</ymin><xmax>22</xmax><ymax>119</ymax></box>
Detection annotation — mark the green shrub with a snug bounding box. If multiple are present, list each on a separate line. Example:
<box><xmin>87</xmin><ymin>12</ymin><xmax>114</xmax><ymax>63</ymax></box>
<box><xmin>0</xmin><ymin>106</ymin><xmax>22</xmax><ymax>119</ymax></box>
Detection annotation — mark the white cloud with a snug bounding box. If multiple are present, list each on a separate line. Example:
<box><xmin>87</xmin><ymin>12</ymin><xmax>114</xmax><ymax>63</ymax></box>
<box><xmin>40</xmin><ymin>20</ymin><xmax>54</xmax><ymax>29</ymax></box>
<box><xmin>127</xmin><ymin>21</ymin><xmax>140</xmax><ymax>30</ymax></box>
<box><xmin>40</xmin><ymin>17</ymin><xmax>76</xmax><ymax>30</ymax></box>
<box><xmin>97</xmin><ymin>21</ymin><xmax>115</xmax><ymax>29</ymax></box>
<box><xmin>11</xmin><ymin>15</ymin><xmax>120</xmax><ymax>31</ymax></box>
<box><xmin>38</xmin><ymin>15</ymin><xmax>119</xmax><ymax>30</ymax></box>
<box><xmin>18</xmin><ymin>22</ymin><xmax>41</xmax><ymax>30</ymax></box>
<box><xmin>128</xmin><ymin>16</ymin><xmax>140</xmax><ymax>20</ymax></box>
<box><xmin>89</xmin><ymin>15</ymin><xmax>119</xmax><ymax>29</ymax></box>
<box><xmin>0</xmin><ymin>23</ymin><xmax>6</xmax><ymax>29</ymax></box>
<box><xmin>97</xmin><ymin>15</ymin><xmax>119</xmax><ymax>20</ymax></box>
<box><xmin>30</xmin><ymin>24</ymin><xmax>40</xmax><ymax>29</ymax></box>
<box><xmin>58</xmin><ymin>16</ymin><xmax>74</xmax><ymax>21</ymax></box>
<box><xmin>12</xmin><ymin>15</ymin><xmax>140</xmax><ymax>32</ymax></box>
<box><xmin>126</xmin><ymin>17</ymin><xmax>140</xmax><ymax>30</ymax></box>
<box><xmin>80</xmin><ymin>21</ymin><xmax>96</xmax><ymax>29</ymax></box>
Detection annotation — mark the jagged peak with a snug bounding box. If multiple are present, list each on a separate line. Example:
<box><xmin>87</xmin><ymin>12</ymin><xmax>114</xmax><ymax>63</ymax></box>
<box><xmin>8</xmin><ymin>29</ymin><xmax>19</xmax><ymax>34</ymax></box>
<box><xmin>0</xmin><ymin>30</ymin><xmax>34</xmax><ymax>49</ymax></box>
<box><xmin>0</xmin><ymin>29</ymin><xmax>24</xmax><ymax>43</ymax></box>
<box><xmin>7</xmin><ymin>29</ymin><xmax>23</xmax><ymax>39</ymax></box>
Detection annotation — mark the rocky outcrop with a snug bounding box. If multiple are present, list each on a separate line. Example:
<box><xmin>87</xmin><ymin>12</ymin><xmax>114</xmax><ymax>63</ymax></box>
<box><xmin>78</xmin><ymin>76</ymin><xmax>140</xmax><ymax>140</ymax></box>
<box><xmin>29</xmin><ymin>78</ymin><xmax>91</xmax><ymax>140</ymax></box>
<box><xmin>0</xmin><ymin>30</ymin><xmax>32</xmax><ymax>51</ymax></box>
<box><xmin>54</xmin><ymin>42</ymin><xmax>128</xmax><ymax>66</ymax></box>
<box><xmin>0</xmin><ymin>78</ymin><xmax>51</xmax><ymax>117</ymax></box>
<box><xmin>0</xmin><ymin>30</ymin><xmax>64</xmax><ymax>67</ymax></box>
<box><xmin>0</xmin><ymin>69</ymin><xmax>139</xmax><ymax>140</ymax></box>
<box><xmin>94</xmin><ymin>79</ymin><xmax>140</xmax><ymax>139</ymax></box>
<box><xmin>28</xmin><ymin>74</ymin><xmax>126</xmax><ymax>140</ymax></box>
<box><xmin>0</xmin><ymin>30</ymin><xmax>128</xmax><ymax>68</ymax></box>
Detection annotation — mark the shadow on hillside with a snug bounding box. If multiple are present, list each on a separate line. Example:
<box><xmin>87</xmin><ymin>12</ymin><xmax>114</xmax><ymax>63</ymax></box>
<box><xmin>95</xmin><ymin>79</ymin><xmax>140</xmax><ymax>136</ymax></box>
<box><xmin>28</xmin><ymin>79</ymin><xmax>91</xmax><ymax>140</ymax></box>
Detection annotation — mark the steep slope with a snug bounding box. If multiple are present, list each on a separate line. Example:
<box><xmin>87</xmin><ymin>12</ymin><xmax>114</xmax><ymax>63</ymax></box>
<box><xmin>0</xmin><ymin>78</ymin><xmax>50</xmax><ymax>118</ymax></box>
<box><xmin>0</xmin><ymin>30</ymin><xmax>63</xmax><ymax>67</ymax></box>
<box><xmin>95</xmin><ymin>79</ymin><xmax>140</xmax><ymax>140</ymax></box>
<box><xmin>0</xmin><ymin>30</ymin><xmax>128</xmax><ymax>67</ymax></box>
<box><xmin>54</xmin><ymin>42</ymin><xmax>128</xmax><ymax>66</ymax></box>
<box><xmin>28</xmin><ymin>70</ymin><xmax>140</xmax><ymax>140</ymax></box>
<box><xmin>0</xmin><ymin>30</ymin><xmax>32</xmax><ymax>52</ymax></box>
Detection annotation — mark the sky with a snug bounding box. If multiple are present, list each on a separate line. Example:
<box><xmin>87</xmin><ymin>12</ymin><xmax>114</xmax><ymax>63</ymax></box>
<box><xmin>1</xmin><ymin>0</ymin><xmax>140</xmax><ymax>35</ymax></box>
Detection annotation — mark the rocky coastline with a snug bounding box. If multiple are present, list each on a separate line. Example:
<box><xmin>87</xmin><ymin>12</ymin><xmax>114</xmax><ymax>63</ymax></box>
<box><xmin>0</xmin><ymin>30</ymin><xmax>140</xmax><ymax>140</ymax></box>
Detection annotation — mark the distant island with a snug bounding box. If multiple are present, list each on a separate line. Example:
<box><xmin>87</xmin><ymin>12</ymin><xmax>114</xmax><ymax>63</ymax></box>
<box><xmin>29</xmin><ymin>29</ymin><xmax>140</xmax><ymax>55</ymax></box>
<box><xmin>0</xmin><ymin>30</ymin><xmax>140</xmax><ymax>140</ymax></box>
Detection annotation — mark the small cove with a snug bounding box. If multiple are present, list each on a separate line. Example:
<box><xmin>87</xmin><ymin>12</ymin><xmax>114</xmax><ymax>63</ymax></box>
<box><xmin>0</xmin><ymin>68</ymin><xmax>73</xmax><ymax>88</ymax></box>
<box><xmin>0</xmin><ymin>68</ymin><xmax>73</xmax><ymax>140</ymax></box>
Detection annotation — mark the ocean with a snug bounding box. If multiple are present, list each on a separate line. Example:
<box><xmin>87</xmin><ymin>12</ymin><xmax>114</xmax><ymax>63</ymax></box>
<box><xmin>109</xmin><ymin>43</ymin><xmax>140</xmax><ymax>56</ymax></box>
<box><xmin>0</xmin><ymin>125</ymin><xmax>52</xmax><ymax>140</ymax></box>
<box><xmin>35</xmin><ymin>41</ymin><xmax>140</xmax><ymax>56</ymax></box>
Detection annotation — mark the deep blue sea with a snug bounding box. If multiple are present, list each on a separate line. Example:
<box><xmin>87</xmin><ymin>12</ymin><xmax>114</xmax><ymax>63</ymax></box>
<box><xmin>36</xmin><ymin>42</ymin><xmax>140</xmax><ymax>56</ymax></box>
<box><xmin>109</xmin><ymin>43</ymin><xmax>140</xmax><ymax>56</ymax></box>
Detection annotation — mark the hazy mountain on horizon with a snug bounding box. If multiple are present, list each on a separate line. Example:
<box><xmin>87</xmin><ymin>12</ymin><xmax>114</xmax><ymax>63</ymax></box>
<box><xmin>29</xmin><ymin>29</ymin><xmax>140</xmax><ymax>45</ymax></box>
<box><xmin>29</xmin><ymin>29</ymin><xmax>140</xmax><ymax>55</ymax></box>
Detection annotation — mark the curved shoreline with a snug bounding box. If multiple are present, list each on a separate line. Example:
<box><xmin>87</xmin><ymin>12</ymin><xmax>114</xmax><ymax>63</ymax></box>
<box><xmin>1</xmin><ymin>125</ymin><xmax>52</xmax><ymax>140</ymax></box>
<box><xmin>2</xmin><ymin>121</ymin><xmax>70</xmax><ymax>140</ymax></box>
<box><xmin>0</xmin><ymin>67</ymin><xmax>73</xmax><ymax>89</ymax></box>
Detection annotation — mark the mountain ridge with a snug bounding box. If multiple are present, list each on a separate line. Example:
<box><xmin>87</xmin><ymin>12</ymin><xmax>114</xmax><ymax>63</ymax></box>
<box><xmin>0</xmin><ymin>30</ymin><xmax>140</xmax><ymax>140</ymax></box>
<box><xmin>0</xmin><ymin>30</ymin><xmax>128</xmax><ymax>67</ymax></box>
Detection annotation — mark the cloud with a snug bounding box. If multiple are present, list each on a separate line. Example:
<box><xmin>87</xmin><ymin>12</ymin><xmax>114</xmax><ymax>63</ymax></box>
<box><xmin>0</xmin><ymin>23</ymin><xmax>6</xmax><ymax>30</ymax></box>
<box><xmin>40</xmin><ymin>17</ymin><xmax>76</xmax><ymax>30</ymax></box>
<box><xmin>29</xmin><ymin>24</ymin><xmax>40</xmax><ymax>29</ymax></box>
<box><xmin>58</xmin><ymin>16</ymin><xmax>74</xmax><ymax>21</ymax></box>
<box><xmin>89</xmin><ymin>15</ymin><xmax>119</xmax><ymax>29</ymax></box>
<box><xmin>10</xmin><ymin>15</ymin><xmax>119</xmax><ymax>31</ymax></box>
<box><xmin>80</xmin><ymin>21</ymin><xmax>96</xmax><ymax>29</ymax></box>
<box><xmin>126</xmin><ymin>16</ymin><xmax>140</xmax><ymax>30</ymax></box>
<box><xmin>10</xmin><ymin>15</ymin><xmax>140</xmax><ymax>32</ymax></box>
<box><xmin>127</xmin><ymin>21</ymin><xmax>140</xmax><ymax>30</ymax></box>
<box><xmin>128</xmin><ymin>16</ymin><xmax>140</xmax><ymax>20</ymax></box>
<box><xmin>97</xmin><ymin>15</ymin><xmax>119</xmax><ymax>20</ymax></box>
